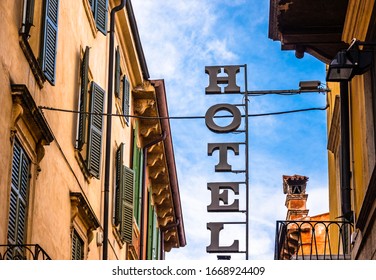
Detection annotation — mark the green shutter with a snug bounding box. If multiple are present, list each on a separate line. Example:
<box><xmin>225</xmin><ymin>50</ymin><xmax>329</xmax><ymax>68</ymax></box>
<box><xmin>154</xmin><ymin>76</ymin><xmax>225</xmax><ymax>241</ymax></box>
<box><xmin>95</xmin><ymin>0</ymin><xmax>108</xmax><ymax>35</ymax></box>
<box><xmin>87</xmin><ymin>82</ymin><xmax>105</xmax><ymax>178</ymax></box>
<box><xmin>122</xmin><ymin>76</ymin><xmax>130</xmax><ymax>121</ymax></box>
<box><xmin>120</xmin><ymin>167</ymin><xmax>134</xmax><ymax>243</ymax></box>
<box><xmin>71</xmin><ymin>230</ymin><xmax>84</xmax><ymax>260</ymax></box>
<box><xmin>115</xmin><ymin>46</ymin><xmax>121</xmax><ymax>98</ymax></box>
<box><xmin>77</xmin><ymin>46</ymin><xmax>90</xmax><ymax>150</ymax></box>
<box><xmin>40</xmin><ymin>0</ymin><xmax>59</xmax><ymax>85</ymax></box>
<box><xmin>152</xmin><ymin>211</ymin><xmax>159</xmax><ymax>260</ymax></box>
<box><xmin>132</xmin><ymin>130</ymin><xmax>143</xmax><ymax>226</ymax></box>
<box><xmin>115</xmin><ymin>143</ymin><xmax>124</xmax><ymax>226</ymax></box>
<box><xmin>147</xmin><ymin>200</ymin><xmax>153</xmax><ymax>259</ymax></box>
<box><xmin>8</xmin><ymin>140</ymin><xmax>30</xmax><ymax>246</ymax></box>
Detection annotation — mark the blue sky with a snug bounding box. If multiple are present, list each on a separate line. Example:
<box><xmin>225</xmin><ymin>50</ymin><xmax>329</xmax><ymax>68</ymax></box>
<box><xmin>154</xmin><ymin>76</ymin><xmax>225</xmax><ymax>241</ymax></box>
<box><xmin>132</xmin><ymin>0</ymin><xmax>329</xmax><ymax>260</ymax></box>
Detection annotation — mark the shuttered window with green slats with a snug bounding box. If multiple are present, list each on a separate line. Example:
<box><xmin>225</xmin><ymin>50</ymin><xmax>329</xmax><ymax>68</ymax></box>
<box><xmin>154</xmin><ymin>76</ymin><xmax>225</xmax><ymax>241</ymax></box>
<box><xmin>88</xmin><ymin>0</ymin><xmax>108</xmax><ymax>35</ymax></box>
<box><xmin>147</xmin><ymin>194</ymin><xmax>160</xmax><ymax>260</ymax></box>
<box><xmin>76</xmin><ymin>46</ymin><xmax>105</xmax><ymax>179</ymax></box>
<box><xmin>7</xmin><ymin>139</ymin><xmax>30</xmax><ymax>247</ymax></box>
<box><xmin>115</xmin><ymin>46</ymin><xmax>121</xmax><ymax>98</ymax></box>
<box><xmin>114</xmin><ymin>45</ymin><xmax>130</xmax><ymax>124</ymax></box>
<box><xmin>122</xmin><ymin>76</ymin><xmax>130</xmax><ymax>123</ymax></box>
<box><xmin>115</xmin><ymin>143</ymin><xmax>134</xmax><ymax>243</ymax></box>
<box><xmin>71</xmin><ymin>230</ymin><xmax>84</xmax><ymax>260</ymax></box>
<box><xmin>86</xmin><ymin>82</ymin><xmax>105</xmax><ymax>178</ymax></box>
<box><xmin>132</xmin><ymin>128</ymin><xmax>143</xmax><ymax>226</ymax></box>
<box><xmin>40</xmin><ymin>0</ymin><xmax>59</xmax><ymax>85</ymax></box>
<box><xmin>77</xmin><ymin>47</ymin><xmax>90</xmax><ymax>151</ymax></box>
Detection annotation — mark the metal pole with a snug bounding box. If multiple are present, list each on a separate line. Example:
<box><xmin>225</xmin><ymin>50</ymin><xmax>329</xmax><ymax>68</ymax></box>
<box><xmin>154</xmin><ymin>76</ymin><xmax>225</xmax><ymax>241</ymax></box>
<box><xmin>340</xmin><ymin>81</ymin><xmax>352</xmax><ymax>221</ymax></box>
<box><xmin>244</xmin><ymin>64</ymin><xmax>249</xmax><ymax>260</ymax></box>
<box><xmin>103</xmin><ymin>0</ymin><xmax>126</xmax><ymax>260</ymax></box>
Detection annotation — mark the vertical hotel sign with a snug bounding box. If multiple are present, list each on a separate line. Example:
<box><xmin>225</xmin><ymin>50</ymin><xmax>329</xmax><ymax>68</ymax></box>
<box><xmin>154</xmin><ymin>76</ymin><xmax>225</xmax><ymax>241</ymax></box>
<box><xmin>205</xmin><ymin>65</ymin><xmax>249</xmax><ymax>259</ymax></box>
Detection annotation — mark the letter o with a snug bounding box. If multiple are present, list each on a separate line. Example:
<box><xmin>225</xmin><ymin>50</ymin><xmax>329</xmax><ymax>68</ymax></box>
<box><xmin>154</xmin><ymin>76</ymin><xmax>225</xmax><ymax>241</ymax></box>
<box><xmin>205</xmin><ymin>103</ymin><xmax>241</xmax><ymax>133</ymax></box>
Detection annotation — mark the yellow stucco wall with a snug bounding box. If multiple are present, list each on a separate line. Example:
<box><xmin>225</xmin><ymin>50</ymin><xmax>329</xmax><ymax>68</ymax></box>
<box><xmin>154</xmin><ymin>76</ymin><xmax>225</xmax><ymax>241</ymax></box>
<box><xmin>0</xmin><ymin>0</ymin><xmax>144</xmax><ymax>259</ymax></box>
<box><xmin>341</xmin><ymin>0</ymin><xmax>375</xmax><ymax>221</ymax></box>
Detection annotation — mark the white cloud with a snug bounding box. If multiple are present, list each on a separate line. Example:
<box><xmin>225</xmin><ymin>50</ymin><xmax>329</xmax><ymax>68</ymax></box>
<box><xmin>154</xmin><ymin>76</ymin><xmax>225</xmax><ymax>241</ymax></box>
<box><xmin>132</xmin><ymin>0</ymin><xmax>329</xmax><ymax>260</ymax></box>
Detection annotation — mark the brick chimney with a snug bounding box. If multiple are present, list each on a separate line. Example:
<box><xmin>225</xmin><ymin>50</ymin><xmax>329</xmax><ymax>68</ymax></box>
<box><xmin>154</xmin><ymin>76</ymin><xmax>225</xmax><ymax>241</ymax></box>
<box><xmin>283</xmin><ymin>175</ymin><xmax>309</xmax><ymax>220</ymax></box>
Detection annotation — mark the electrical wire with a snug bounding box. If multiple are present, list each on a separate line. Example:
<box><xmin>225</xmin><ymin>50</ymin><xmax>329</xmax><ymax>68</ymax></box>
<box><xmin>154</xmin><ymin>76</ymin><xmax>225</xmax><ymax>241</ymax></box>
<box><xmin>38</xmin><ymin>105</ymin><xmax>329</xmax><ymax>119</ymax></box>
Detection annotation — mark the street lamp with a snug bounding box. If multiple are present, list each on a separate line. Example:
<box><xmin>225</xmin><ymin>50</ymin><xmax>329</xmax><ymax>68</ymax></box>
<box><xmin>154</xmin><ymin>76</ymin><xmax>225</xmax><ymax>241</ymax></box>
<box><xmin>325</xmin><ymin>38</ymin><xmax>375</xmax><ymax>222</ymax></box>
<box><xmin>326</xmin><ymin>39</ymin><xmax>373</xmax><ymax>82</ymax></box>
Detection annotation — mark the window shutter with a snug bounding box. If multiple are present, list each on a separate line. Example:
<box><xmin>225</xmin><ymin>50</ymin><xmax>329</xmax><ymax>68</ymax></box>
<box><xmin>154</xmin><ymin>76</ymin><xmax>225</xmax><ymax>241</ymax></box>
<box><xmin>132</xmin><ymin>132</ymin><xmax>143</xmax><ymax>225</ymax></box>
<box><xmin>8</xmin><ymin>140</ymin><xmax>30</xmax><ymax>246</ymax></box>
<box><xmin>147</xmin><ymin>201</ymin><xmax>159</xmax><ymax>259</ymax></box>
<box><xmin>87</xmin><ymin>82</ymin><xmax>105</xmax><ymax>178</ymax></box>
<box><xmin>71</xmin><ymin>230</ymin><xmax>84</xmax><ymax>260</ymax></box>
<box><xmin>115</xmin><ymin>46</ymin><xmax>121</xmax><ymax>98</ymax></box>
<box><xmin>24</xmin><ymin>0</ymin><xmax>35</xmax><ymax>35</ymax></box>
<box><xmin>88</xmin><ymin>0</ymin><xmax>95</xmax><ymax>12</ymax></box>
<box><xmin>77</xmin><ymin>46</ymin><xmax>90</xmax><ymax>150</ymax></box>
<box><xmin>40</xmin><ymin>0</ymin><xmax>59</xmax><ymax>85</ymax></box>
<box><xmin>152</xmin><ymin>210</ymin><xmax>159</xmax><ymax>260</ymax></box>
<box><xmin>115</xmin><ymin>143</ymin><xmax>124</xmax><ymax>226</ymax></box>
<box><xmin>95</xmin><ymin>0</ymin><xmax>108</xmax><ymax>35</ymax></box>
<box><xmin>122</xmin><ymin>76</ymin><xmax>130</xmax><ymax>121</ymax></box>
<box><xmin>120</xmin><ymin>167</ymin><xmax>134</xmax><ymax>243</ymax></box>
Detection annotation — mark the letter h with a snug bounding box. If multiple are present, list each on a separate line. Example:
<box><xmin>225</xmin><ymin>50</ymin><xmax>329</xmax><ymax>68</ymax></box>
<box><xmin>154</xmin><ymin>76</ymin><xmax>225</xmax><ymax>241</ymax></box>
<box><xmin>205</xmin><ymin>66</ymin><xmax>241</xmax><ymax>94</ymax></box>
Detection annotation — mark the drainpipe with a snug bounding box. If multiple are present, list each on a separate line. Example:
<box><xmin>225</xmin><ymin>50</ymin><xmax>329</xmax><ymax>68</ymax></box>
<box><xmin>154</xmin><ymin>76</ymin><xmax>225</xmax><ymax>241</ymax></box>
<box><xmin>340</xmin><ymin>81</ymin><xmax>352</xmax><ymax>222</ymax></box>
<box><xmin>103</xmin><ymin>0</ymin><xmax>126</xmax><ymax>260</ymax></box>
<box><xmin>140</xmin><ymin>131</ymin><xmax>167</xmax><ymax>259</ymax></box>
<box><xmin>160</xmin><ymin>219</ymin><xmax>180</xmax><ymax>260</ymax></box>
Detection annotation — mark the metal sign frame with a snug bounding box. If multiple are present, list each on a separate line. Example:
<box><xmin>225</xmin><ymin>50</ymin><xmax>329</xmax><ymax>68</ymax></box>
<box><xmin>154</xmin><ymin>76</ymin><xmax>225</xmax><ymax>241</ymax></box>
<box><xmin>205</xmin><ymin>64</ymin><xmax>249</xmax><ymax>260</ymax></box>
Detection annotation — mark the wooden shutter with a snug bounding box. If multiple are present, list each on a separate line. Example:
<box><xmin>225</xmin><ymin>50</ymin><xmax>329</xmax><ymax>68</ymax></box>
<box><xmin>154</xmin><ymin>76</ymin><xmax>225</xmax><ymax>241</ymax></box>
<box><xmin>115</xmin><ymin>46</ymin><xmax>121</xmax><ymax>98</ymax></box>
<box><xmin>115</xmin><ymin>147</ymin><xmax>134</xmax><ymax>243</ymax></box>
<box><xmin>132</xmin><ymin>130</ymin><xmax>143</xmax><ymax>226</ymax></box>
<box><xmin>40</xmin><ymin>0</ymin><xmax>59</xmax><ymax>85</ymax></box>
<box><xmin>152</xmin><ymin>210</ymin><xmax>159</xmax><ymax>259</ymax></box>
<box><xmin>24</xmin><ymin>0</ymin><xmax>35</xmax><ymax>35</ymax></box>
<box><xmin>95</xmin><ymin>0</ymin><xmax>108</xmax><ymax>35</ymax></box>
<box><xmin>77</xmin><ymin>47</ymin><xmax>90</xmax><ymax>150</ymax></box>
<box><xmin>121</xmin><ymin>166</ymin><xmax>134</xmax><ymax>243</ymax></box>
<box><xmin>88</xmin><ymin>0</ymin><xmax>95</xmax><ymax>12</ymax></box>
<box><xmin>87</xmin><ymin>82</ymin><xmax>105</xmax><ymax>178</ymax></box>
<box><xmin>147</xmin><ymin>200</ymin><xmax>159</xmax><ymax>259</ymax></box>
<box><xmin>71</xmin><ymin>230</ymin><xmax>84</xmax><ymax>260</ymax></box>
<box><xmin>115</xmin><ymin>143</ymin><xmax>124</xmax><ymax>226</ymax></box>
<box><xmin>122</xmin><ymin>76</ymin><xmax>130</xmax><ymax>121</ymax></box>
<box><xmin>8</xmin><ymin>140</ymin><xmax>30</xmax><ymax>246</ymax></box>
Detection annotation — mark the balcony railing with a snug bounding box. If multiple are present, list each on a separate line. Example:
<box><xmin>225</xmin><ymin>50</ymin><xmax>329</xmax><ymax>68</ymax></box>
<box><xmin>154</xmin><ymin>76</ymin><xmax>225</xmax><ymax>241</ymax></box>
<box><xmin>275</xmin><ymin>220</ymin><xmax>353</xmax><ymax>260</ymax></box>
<box><xmin>0</xmin><ymin>244</ymin><xmax>51</xmax><ymax>260</ymax></box>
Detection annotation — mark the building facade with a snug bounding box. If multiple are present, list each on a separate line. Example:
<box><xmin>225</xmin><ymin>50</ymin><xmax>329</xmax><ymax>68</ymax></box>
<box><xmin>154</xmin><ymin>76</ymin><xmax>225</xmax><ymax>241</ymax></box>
<box><xmin>269</xmin><ymin>0</ymin><xmax>376</xmax><ymax>260</ymax></box>
<box><xmin>0</xmin><ymin>0</ymin><xmax>185</xmax><ymax>260</ymax></box>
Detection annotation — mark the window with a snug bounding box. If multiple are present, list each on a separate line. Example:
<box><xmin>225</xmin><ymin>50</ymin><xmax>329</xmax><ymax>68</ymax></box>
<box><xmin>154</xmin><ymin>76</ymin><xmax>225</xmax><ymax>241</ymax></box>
<box><xmin>114</xmin><ymin>46</ymin><xmax>131</xmax><ymax>124</ymax></box>
<box><xmin>88</xmin><ymin>0</ymin><xmax>108</xmax><ymax>35</ymax></box>
<box><xmin>70</xmin><ymin>192</ymin><xmax>100</xmax><ymax>260</ymax></box>
<box><xmin>8</xmin><ymin>139</ymin><xmax>30</xmax><ymax>248</ymax></box>
<box><xmin>76</xmin><ymin>46</ymin><xmax>105</xmax><ymax>179</ymax></box>
<box><xmin>114</xmin><ymin>143</ymin><xmax>134</xmax><ymax>243</ymax></box>
<box><xmin>292</xmin><ymin>185</ymin><xmax>302</xmax><ymax>194</ymax></box>
<box><xmin>71</xmin><ymin>230</ymin><xmax>84</xmax><ymax>260</ymax></box>
<box><xmin>132</xmin><ymin>128</ymin><xmax>143</xmax><ymax>226</ymax></box>
<box><xmin>20</xmin><ymin>0</ymin><xmax>60</xmax><ymax>86</ymax></box>
<box><xmin>40</xmin><ymin>0</ymin><xmax>59</xmax><ymax>84</ymax></box>
<box><xmin>122</xmin><ymin>76</ymin><xmax>130</xmax><ymax>123</ymax></box>
<box><xmin>147</xmin><ymin>197</ymin><xmax>160</xmax><ymax>260</ymax></box>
